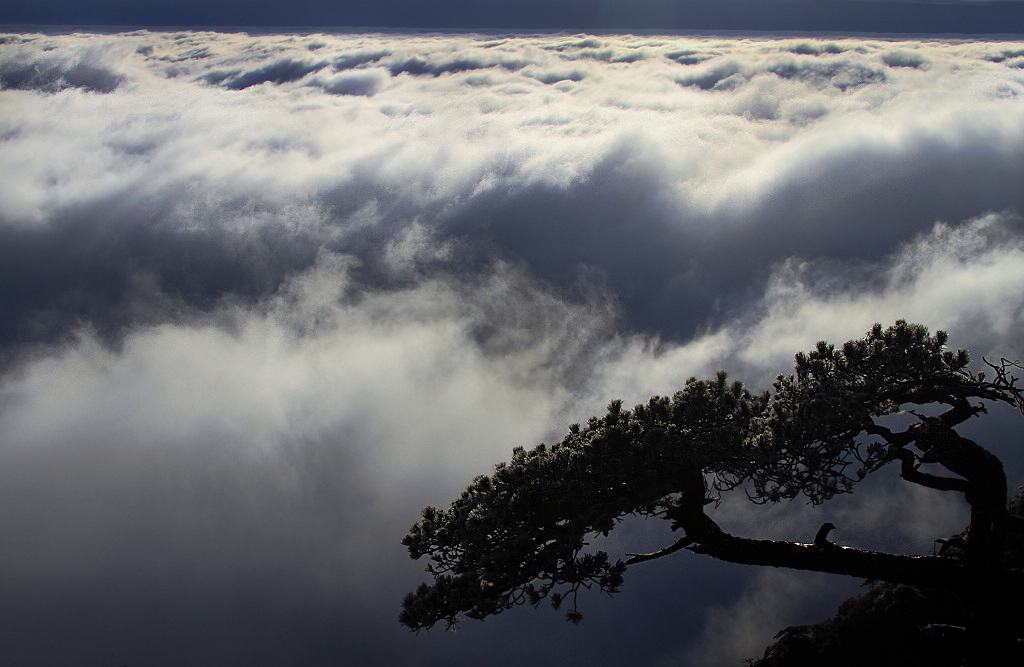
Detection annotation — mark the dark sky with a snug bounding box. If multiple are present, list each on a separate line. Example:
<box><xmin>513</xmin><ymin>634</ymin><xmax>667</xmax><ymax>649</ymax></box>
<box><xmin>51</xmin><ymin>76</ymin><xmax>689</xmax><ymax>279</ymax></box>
<box><xmin>3</xmin><ymin>0</ymin><xmax>1024</xmax><ymax>33</ymax></box>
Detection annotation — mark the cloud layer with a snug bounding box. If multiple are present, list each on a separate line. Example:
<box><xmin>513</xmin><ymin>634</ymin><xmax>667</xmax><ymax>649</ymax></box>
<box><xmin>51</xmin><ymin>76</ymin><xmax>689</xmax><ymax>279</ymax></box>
<box><xmin>1</xmin><ymin>30</ymin><xmax>1023</xmax><ymax>665</ymax></box>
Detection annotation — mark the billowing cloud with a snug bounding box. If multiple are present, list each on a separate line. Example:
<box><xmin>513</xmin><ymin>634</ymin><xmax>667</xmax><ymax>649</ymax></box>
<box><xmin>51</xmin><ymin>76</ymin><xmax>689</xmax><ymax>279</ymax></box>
<box><xmin>1</xmin><ymin>30</ymin><xmax>1023</xmax><ymax>665</ymax></box>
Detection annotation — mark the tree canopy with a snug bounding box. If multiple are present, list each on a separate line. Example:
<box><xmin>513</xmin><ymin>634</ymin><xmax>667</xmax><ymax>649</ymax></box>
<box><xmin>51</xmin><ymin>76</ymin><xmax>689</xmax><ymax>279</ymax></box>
<box><xmin>401</xmin><ymin>321</ymin><xmax>1023</xmax><ymax>662</ymax></box>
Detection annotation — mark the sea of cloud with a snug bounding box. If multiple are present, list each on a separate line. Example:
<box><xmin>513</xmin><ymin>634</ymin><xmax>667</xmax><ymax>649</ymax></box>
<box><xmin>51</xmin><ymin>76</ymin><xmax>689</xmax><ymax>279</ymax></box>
<box><xmin>1</xmin><ymin>30</ymin><xmax>1023</xmax><ymax>665</ymax></box>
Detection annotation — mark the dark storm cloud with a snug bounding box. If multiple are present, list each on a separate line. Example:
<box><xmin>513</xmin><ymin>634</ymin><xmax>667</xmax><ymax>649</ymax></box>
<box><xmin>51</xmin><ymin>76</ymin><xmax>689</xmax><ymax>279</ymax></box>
<box><xmin>565</xmin><ymin>46</ymin><xmax>648</xmax><ymax>63</ymax></box>
<box><xmin>200</xmin><ymin>56</ymin><xmax>330</xmax><ymax>88</ymax></box>
<box><xmin>386</xmin><ymin>52</ymin><xmax>530</xmax><ymax>77</ymax></box>
<box><xmin>984</xmin><ymin>46</ymin><xmax>1024</xmax><ymax>63</ymax></box>
<box><xmin>2</xmin><ymin>31</ymin><xmax>1024</xmax><ymax>667</ymax></box>
<box><xmin>675</xmin><ymin>58</ymin><xmax>747</xmax><ymax>89</ymax></box>
<box><xmin>666</xmin><ymin>48</ymin><xmax>716</xmax><ymax>65</ymax></box>
<box><xmin>882</xmin><ymin>48</ymin><xmax>931</xmax><ymax>68</ymax></box>
<box><xmin>0</xmin><ymin>36</ymin><xmax>127</xmax><ymax>92</ymax></box>
<box><xmin>435</xmin><ymin>136</ymin><xmax>712</xmax><ymax>333</ymax></box>
<box><xmin>675</xmin><ymin>52</ymin><xmax>887</xmax><ymax>91</ymax></box>
<box><xmin>0</xmin><ymin>56</ymin><xmax>124</xmax><ymax>92</ymax></box>
<box><xmin>304</xmin><ymin>68</ymin><xmax>386</xmax><ymax>95</ymax></box>
<box><xmin>0</xmin><ymin>207</ymin><xmax>323</xmax><ymax>350</ymax></box>
<box><xmin>332</xmin><ymin>49</ymin><xmax>390</xmax><ymax>70</ymax></box>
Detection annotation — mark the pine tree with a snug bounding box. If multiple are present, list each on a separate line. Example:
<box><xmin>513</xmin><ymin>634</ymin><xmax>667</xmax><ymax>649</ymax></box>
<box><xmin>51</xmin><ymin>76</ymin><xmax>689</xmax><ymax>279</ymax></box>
<box><xmin>401</xmin><ymin>321</ymin><xmax>1024</xmax><ymax>663</ymax></box>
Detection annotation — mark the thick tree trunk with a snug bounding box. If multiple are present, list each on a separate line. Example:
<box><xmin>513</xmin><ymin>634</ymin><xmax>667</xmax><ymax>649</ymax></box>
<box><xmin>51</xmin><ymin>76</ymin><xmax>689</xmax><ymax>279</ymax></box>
<box><xmin>962</xmin><ymin>571</ymin><xmax>1018</xmax><ymax>666</ymax></box>
<box><xmin>852</xmin><ymin>412</ymin><xmax>1019</xmax><ymax>664</ymax></box>
<box><xmin>919</xmin><ymin>425</ymin><xmax>1016</xmax><ymax>665</ymax></box>
<box><xmin>676</xmin><ymin>525</ymin><xmax>1023</xmax><ymax>664</ymax></box>
<box><xmin>669</xmin><ymin>475</ymin><xmax>1023</xmax><ymax>665</ymax></box>
<box><xmin>961</xmin><ymin>505</ymin><xmax>1017</xmax><ymax>665</ymax></box>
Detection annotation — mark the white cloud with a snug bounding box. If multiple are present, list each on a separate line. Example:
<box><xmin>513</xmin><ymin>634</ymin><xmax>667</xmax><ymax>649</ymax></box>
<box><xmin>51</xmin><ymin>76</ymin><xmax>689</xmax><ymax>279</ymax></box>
<box><xmin>738</xmin><ymin>211</ymin><xmax>1024</xmax><ymax>370</ymax></box>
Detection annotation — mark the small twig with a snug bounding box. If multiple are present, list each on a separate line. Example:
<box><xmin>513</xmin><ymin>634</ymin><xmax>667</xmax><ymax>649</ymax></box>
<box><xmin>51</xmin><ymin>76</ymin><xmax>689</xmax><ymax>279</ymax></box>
<box><xmin>625</xmin><ymin>536</ymin><xmax>695</xmax><ymax>565</ymax></box>
<box><xmin>983</xmin><ymin>357</ymin><xmax>1024</xmax><ymax>415</ymax></box>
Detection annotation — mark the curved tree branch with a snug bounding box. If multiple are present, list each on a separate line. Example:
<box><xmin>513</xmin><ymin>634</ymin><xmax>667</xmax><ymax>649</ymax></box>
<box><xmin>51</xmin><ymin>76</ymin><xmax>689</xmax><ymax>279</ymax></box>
<box><xmin>685</xmin><ymin>531</ymin><xmax>986</xmax><ymax>592</ymax></box>
<box><xmin>892</xmin><ymin>447</ymin><xmax>972</xmax><ymax>494</ymax></box>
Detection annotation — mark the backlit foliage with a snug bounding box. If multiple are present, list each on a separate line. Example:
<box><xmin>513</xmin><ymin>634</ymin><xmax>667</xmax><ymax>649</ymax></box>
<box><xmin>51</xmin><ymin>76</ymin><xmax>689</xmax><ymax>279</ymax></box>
<box><xmin>401</xmin><ymin>321</ymin><xmax>1022</xmax><ymax>631</ymax></box>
